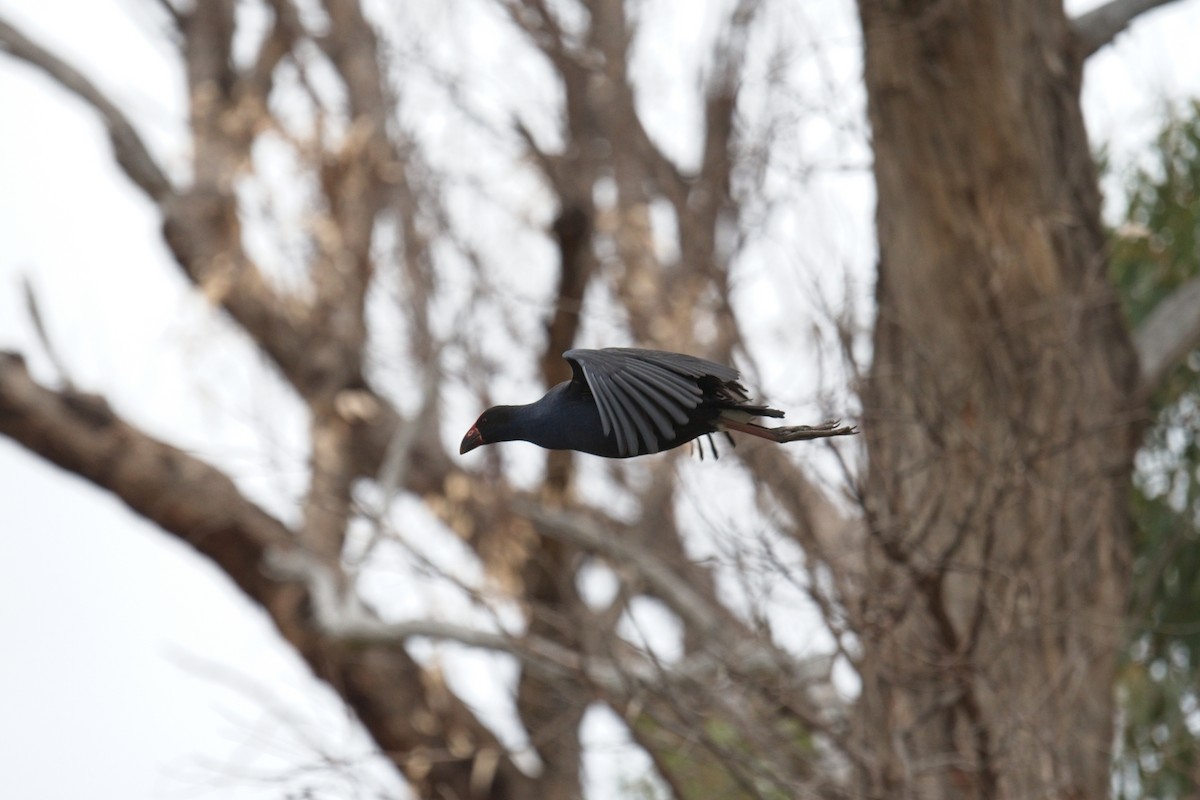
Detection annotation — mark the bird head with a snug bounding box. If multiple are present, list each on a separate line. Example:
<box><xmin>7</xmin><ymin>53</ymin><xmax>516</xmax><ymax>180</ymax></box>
<box><xmin>460</xmin><ymin>406</ymin><xmax>519</xmax><ymax>454</ymax></box>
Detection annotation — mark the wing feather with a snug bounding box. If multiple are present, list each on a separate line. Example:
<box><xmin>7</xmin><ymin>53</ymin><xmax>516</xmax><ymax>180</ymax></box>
<box><xmin>565</xmin><ymin>348</ymin><xmax>744</xmax><ymax>456</ymax></box>
<box><xmin>611</xmin><ymin>371</ymin><xmax>682</xmax><ymax>433</ymax></box>
<box><xmin>619</xmin><ymin>359</ymin><xmax>701</xmax><ymax>408</ymax></box>
<box><xmin>574</xmin><ymin>361</ymin><xmax>613</xmax><ymax>437</ymax></box>
<box><xmin>582</xmin><ymin>364</ymin><xmax>635</xmax><ymax>454</ymax></box>
<box><xmin>608</xmin><ymin>371</ymin><xmax>676</xmax><ymax>442</ymax></box>
<box><xmin>622</xmin><ymin>348</ymin><xmax>740</xmax><ymax>382</ymax></box>
<box><xmin>603</xmin><ymin>372</ymin><xmax>660</xmax><ymax>453</ymax></box>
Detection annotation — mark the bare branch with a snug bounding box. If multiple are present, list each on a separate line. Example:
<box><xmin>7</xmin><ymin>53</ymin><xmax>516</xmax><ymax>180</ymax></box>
<box><xmin>153</xmin><ymin>0</ymin><xmax>186</xmax><ymax>31</ymax></box>
<box><xmin>0</xmin><ymin>15</ymin><xmax>171</xmax><ymax>200</ymax></box>
<box><xmin>497</xmin><ymin>0</ymin><xmax>572</xmax><ymax>68</ymax></box>
<box><xmin>740</xmin><ymin>443</ymin><xmax>864</xmax><ymax>595</ymax></box>
<box><xmin>1135</xmin><ymin>274</ymin><xmax>1200</xmax><ymax>396</ymax></box>
<box><xmin>1071</xmin><ymin>0</ymin><xmax>1185</xmax><ymax>56</ymax></box>
<box><xmin>266</xmin><ymin>545</ymin><xmax>585</xmax><ymax>668</ymax></box>
<box><xmin>20</xmin><ymin>276</ymin><xmax>75</xmax><ymax>390</ymax></box>
<box><xmin>0</xmin><ymin>8</ymin><xmax>344</xmax><ymax>416</ymax></box>
<box><xmin>0</xmin><ymin>352</ymin><xmax>537</xmax><ymax>798</ymax></box>
<box><xmin>513</xmin><ymin>119</ymin><xmax>561</xmax><ymax>184</ymax></box>
<box><xmin>0</xmin><ymin>350</ymin><xmax>293</xmax><ymax>578</ymax></box>
<box><xmin>271</xmin><ymin>539</ymin><xmax>842</xmax><ymax>709</ymax></box>
<box><xmin>243</xmin><ymin>0</ymin><xmax>305</xmax><ymax>100</ymax></box>
<box><xmin>518</xmin><ymin>502</ymin><xmax>740</xmax><ymax>648</ymax></box>
<box><xmin>301</xmin><ymin>411</ymin><xmax>356</xmax><ymax>562</ymax></box>
<box><xmin>273</xmin><ymin>537</ymin><xmax>843</xmax><ymax>724</ymax></box>
<box><xmin>699</xmin><ymin>0</ymin><xmax>761</xmax><ymax>188</ymax></box>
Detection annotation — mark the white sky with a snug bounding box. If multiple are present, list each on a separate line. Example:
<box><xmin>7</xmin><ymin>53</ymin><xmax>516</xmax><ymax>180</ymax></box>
<box><xmin>2</xmin><ymin>1</ymin><xmax>1200</xmax><ymax>798</ymax></box>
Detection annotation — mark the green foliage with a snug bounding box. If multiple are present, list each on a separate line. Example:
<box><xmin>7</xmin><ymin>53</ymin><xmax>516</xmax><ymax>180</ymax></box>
<box><xmin>1112</xmin><ymin>100</ymin><xmax>1200</xmax><ymax>800</ymax></box>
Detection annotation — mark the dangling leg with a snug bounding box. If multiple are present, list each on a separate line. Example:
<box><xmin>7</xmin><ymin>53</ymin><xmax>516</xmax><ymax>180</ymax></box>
<box><xmin>718</xmin><ymin>417</ymin><xmax>858</xmax><ymax>443</ymax></box>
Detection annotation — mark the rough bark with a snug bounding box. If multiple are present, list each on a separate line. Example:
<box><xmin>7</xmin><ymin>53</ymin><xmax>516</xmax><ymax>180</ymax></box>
<box><xmin>855</xmin><ymin>1</ymin><xmax>1141</xmax><ymax>798</ymax></box>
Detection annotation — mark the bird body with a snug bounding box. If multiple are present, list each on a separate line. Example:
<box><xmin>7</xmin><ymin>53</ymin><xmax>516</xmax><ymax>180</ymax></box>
<box><xmin>460</xmin><ymin>348</ymin><xmax>855</xmax><ymax>459</ymax></box>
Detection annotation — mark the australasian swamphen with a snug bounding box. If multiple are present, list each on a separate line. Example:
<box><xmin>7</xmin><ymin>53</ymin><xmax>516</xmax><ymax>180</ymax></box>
<box><xmin>459</xmin><ymin>348</ymin><xmax>857</xmax><ymax>459</ymax></box>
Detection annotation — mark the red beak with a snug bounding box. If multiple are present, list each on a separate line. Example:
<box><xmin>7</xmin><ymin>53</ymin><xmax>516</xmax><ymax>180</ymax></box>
<box><xmin>459</xmin><ymin>426</ymin><xmax>484</xmax><ymax>455</ymax></box>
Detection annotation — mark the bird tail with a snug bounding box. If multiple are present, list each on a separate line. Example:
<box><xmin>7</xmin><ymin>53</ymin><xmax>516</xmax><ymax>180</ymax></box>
<box><xmin>708</xmin><ymin>378</ymin><xmax>784</xmax><ymax>419</ymax></box>
<box><xmin>714</xmin><ymin>397</ymin><xmax>785</xmax><ymax>419</ymax></box>
<box><xmin>731</xmin><ymin>402</ymin><xmax>785</xmax><ymax>419</ymax></box>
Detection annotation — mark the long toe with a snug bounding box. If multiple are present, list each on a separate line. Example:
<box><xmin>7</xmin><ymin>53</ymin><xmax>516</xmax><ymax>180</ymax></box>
<box><xmin>777</xmin><ymin>422</ymin><xmax>858</xmax><ymax>441</ymax></box>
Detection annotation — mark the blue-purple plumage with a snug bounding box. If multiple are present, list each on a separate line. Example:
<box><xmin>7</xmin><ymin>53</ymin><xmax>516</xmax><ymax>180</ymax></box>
<box><xmin>460</xmin><ymin>347</ymin><xmax>853</xmax><ymax>459</ymax></box>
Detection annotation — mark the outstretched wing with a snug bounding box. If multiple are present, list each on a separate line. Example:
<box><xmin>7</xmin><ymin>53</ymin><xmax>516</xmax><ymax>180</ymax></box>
<box><xmin>563</xmin><ymin>348</ymin><xmax>744</xmax><ymax>456</ymax></box>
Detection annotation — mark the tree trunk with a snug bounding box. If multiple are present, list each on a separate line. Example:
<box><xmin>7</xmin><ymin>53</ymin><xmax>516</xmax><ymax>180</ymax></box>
<box><xmin>856</xmin><ymin>2</ymin><xmax>1140</xmax><ymax>798</ymax></box>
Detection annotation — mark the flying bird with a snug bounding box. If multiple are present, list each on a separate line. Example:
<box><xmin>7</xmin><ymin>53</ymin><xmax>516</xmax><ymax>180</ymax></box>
<box><xmin>460</xmin><ymin>348</ymin><xmax>857</xmax><ymax>459</ymax></box>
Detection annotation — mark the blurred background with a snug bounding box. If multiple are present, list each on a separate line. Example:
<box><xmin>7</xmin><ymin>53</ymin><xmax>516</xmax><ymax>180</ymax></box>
<box><xmin>2</xmin><ymin>1</ymin><xmax>1200</xmax><ymax>798</ymax></box>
